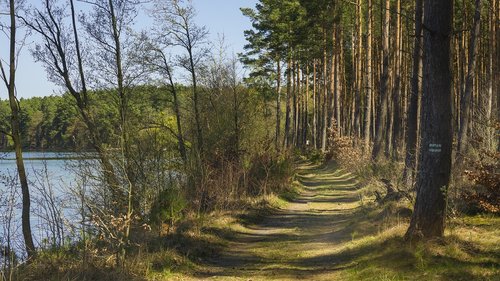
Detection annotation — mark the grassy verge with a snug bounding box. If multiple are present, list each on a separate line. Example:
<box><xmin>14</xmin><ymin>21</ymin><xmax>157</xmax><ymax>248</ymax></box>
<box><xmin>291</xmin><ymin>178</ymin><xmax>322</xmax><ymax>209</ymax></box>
<box><xmin>12</xmin><ymin>160</ymin><xmax>499</xmax><ymax>280</ymax></box>
<box><xmin>337</xmin><ymin>214</ymin><xmax>499</xmax><ymax>281</ymax></box>
<box><xmin>336</xmin><ymin>159</ymin><xmax>500</xmax><ymax>281</ymax></box>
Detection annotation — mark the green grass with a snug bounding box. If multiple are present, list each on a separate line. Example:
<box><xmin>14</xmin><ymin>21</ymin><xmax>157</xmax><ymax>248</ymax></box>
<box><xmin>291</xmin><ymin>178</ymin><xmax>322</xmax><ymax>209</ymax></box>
<box><xmin>338</xmin><ymin>215</ymin><xmax>500</xmax><ymax>281</ymax></box>
<box><xmin>14</xmin><ymin>162</ymin><xmax>499</xmax><ymax>281</ymax></box>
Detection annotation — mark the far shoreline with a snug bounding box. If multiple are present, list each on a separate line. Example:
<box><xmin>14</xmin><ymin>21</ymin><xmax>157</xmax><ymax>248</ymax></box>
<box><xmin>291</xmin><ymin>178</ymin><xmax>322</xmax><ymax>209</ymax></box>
<box><xmin>0</xmin><ymin>150</ymin><xmax>98</xmax><ymax>161</ymax></box>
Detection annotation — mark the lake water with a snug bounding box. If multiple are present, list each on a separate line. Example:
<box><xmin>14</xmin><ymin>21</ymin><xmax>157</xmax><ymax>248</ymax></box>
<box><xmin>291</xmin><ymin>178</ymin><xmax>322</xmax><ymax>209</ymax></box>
<box><xmin>0</xmin><ymin>151</ymin><xmax>76</xmax><ymax>182</ymax></box>
<box><xmin>0</xmin><ymin>152</ymin><xmax>82</xmax><ymax>258</ymax></box>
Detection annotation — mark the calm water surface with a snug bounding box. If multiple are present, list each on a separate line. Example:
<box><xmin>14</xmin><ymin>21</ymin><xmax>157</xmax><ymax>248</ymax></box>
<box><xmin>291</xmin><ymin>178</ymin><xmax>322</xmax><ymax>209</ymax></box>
<box><xmin>0</xmin><ymin>152</ymin><xmax>82</xmax><ymax>256</ymax></box>
<box><xmin>0</xmin><ymin>152</ymin><xmax>76</xmax><ymax>181</ymax></box>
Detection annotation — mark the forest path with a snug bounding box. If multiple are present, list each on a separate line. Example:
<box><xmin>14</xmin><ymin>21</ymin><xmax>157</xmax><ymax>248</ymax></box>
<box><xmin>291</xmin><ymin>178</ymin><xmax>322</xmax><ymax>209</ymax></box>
<box><xmin>194</xmin><ymin>162</ymin><xmax>366</xmax><ymax>280</ymax></box>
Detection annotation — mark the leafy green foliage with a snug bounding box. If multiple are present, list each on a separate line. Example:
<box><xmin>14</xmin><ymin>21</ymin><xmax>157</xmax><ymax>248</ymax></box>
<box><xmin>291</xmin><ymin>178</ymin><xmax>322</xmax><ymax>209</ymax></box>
<box><xmin>149</xmin><ymin>187</ymin><xmax>187</xmax><ymax>228</ymax></box>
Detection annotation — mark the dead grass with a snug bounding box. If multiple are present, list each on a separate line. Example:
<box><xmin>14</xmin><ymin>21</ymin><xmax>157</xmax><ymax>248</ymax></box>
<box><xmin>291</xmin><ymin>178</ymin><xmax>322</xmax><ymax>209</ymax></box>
<box><xmin>12</xmin><ymin>161</ymin><xmax>499</xmax><ymax>281</ymax></box>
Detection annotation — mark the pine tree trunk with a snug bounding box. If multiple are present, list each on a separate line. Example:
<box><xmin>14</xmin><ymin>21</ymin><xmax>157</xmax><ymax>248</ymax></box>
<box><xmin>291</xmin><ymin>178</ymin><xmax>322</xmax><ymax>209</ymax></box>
<box><xmin>322</xmin><ymin>31</ymin><xmax>328</xmax><ymax>151</ymax></box>
<box><xmin>292</xmin><ymin>60</ymin><xmax>297</xmax><ymax>146</ymax></box>
<box><xmin>355</xmin><ymin>0</ymin><xmax>363</xmax><ymax>140</ymax></box>
<box><xmin>285</xmin><ymin>56</ymin><xmax>292</xmax><ymax>148</ymax></box>
<box><xmin>276</xmin><ymin>59</ymin><xmax>282</xmax><ymax>150</ymax></box>
<box><xmin>304</xmin><ymin>64</ymin><xmax>309</xmax><ymax>147</ymax></box>
<box><xmin>391</xmin><ymin>0</ymin><xmax>402</xmax><ymax>159</ymax></box>
<box><xmin>372</xmin><ymin>0</ymin><xmax>391</xmax><ymax>160</ymax></box>
<box><xmin>335</xmin><ymin>29</ymin><xmax>342</xmax><ymax>136</ymax></box>
<box><xmin>405</xmin><ymin>0</ymin><xmax>454</xmax><ymax>240</ymax></box>
<box><xmin>313</xmin><ymin>60</ymin><xmax>317</xmax><ymax>148</ymax></box>
<box><xmin>296</xmin><ymin>62</ymin><xmax>302</xmax><ymax>147</ymax></box>
<box><xmin>402</xmin><ymin>0</ymin><xmax>423</xmax><ymax>188</ymax></box>
<box><xmin>489</xmin><ymin>0</ymin><xmax>497</xmax><ymax>150</ymax></box>
<box><xmin>458</xmin><ymin>0</ymin><xmax>482</xmax><ymax>154</ymax></box>
<box><xmin>364</xmin><ymin>0</ymin><xmax>373</xmax><ymax>150</ymax></box>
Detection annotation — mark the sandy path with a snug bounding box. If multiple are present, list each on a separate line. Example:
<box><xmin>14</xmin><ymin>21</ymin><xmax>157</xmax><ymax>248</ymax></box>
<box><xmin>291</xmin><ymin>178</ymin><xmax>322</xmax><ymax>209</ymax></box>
<box><xmin>195</xmin><ymin>162</ymin><xmax>362</xmax><ymax>280</ymax></box>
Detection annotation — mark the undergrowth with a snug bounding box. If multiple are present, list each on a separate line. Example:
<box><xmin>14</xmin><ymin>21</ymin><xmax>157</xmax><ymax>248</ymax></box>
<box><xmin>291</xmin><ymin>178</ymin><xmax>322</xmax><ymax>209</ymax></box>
<box><xmin>327</xmin><ymin>137</ymin><xmax>499</xmax><ymax>281</ymax></box>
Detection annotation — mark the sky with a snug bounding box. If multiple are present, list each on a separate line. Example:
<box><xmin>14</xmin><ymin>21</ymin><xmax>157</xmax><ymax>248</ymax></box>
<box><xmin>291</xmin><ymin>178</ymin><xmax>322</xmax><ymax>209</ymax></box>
<box><xmin>1</xmin><ymin>0</ymin><xmax>257</xmax><ymax>99</ymax></box>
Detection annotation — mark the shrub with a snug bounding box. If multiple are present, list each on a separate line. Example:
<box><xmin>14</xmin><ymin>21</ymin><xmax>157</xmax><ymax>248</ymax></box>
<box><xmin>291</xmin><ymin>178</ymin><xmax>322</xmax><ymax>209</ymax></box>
<box><xmin>149</xmin><ymin>187</ymin><xmax>187</xmax><ymax>233</ymax></box>
<box><xmin>247</xmin><ymin>153</ymin><xmax>293</xmax><ymax>196</ymax></box>
<box><xmin>462</xmin><ymin>150</ymin><xmax>500</xmax><ymax>214</ymax></box>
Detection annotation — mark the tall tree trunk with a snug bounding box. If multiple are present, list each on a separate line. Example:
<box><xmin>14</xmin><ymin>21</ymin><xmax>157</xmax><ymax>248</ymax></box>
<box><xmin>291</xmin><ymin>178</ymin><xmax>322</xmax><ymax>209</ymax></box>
<box><xmin>458</xmin><ymin>0</ymin><xmax>482</xmax><ymax>154</ymax></box>
<box><xmin>329</xmin><ymin>29</ymin><xmax>336</xmax><ymax>136</ymax></box>
<box><xmin>489</xmin><ymin>0</ymin><xmax>497</xmax><ymax>150</ymax></box>
<box><xmin>169</xmin><ymin>76</ymin><xmax>188</xmax><ymax>163</ymax></box>
<box><xmin>284</xmin><ymin>56</ymin><xmax>292</xmax><ymax>148</ymax></box>
<box><xmin>313</xmin><ymin>60</ymin><xmax>317</xmax><ymax>148</ymax></box>
<box><xmin>335</xmin><ymin>50</ymin><xmax>341</xmax><ymax>136</ymax></box>
<box><xmin>391</xmin><ymin>0</ymin><xmax>402</xmax><ymax>159</ymax></box>
<box><xmin>108</xmin><ymin>0</ymin><xmax>134</xmax><ymax>262</ymax></box>
<box><xmin>276</xmin><ymin>59</ymin><xmax>282</xmax><ymax>150</ymax></box>
<box><xmin>364</xmin><ymin>0</ymin><xmax>373</xmax><ymax>150</ymax></box>
<box><xmin>405</xmin><ymin>0</ymin><xmax>453</xmax><ymax>240</ymax></box>
<box><xmin>402</xmin><ymin>0</ymin><xmax>423</xmax><ymax>188</ymax></box>
<box><xmin>355</xmin><ymin>0</ymin><xmax>363</xmax><ymax>140</ymax></box>
<box><xmin>71</xmin><ymin>0</ymin><xmax>121</xmax><ymax>200</ymax></box>
<box><xmin>190</xmin><ymin>47</ymin><xmax>203</xmax><ymax>154</ymax></box>
<box><xmin>295</xmin><ymin>61</ymin><xmax>301</xmax><ymax>147</ymax></box>
<box><xmin>304</xmin><ymin>64</ymin><xmax>310</xmax><ymax>146</ymax></box>
<box><xmin>292</xmin><ymin>60</ymin><xmax>297</xmax><ymax>146</ymax></box>
<box><xmin>458</xmin><ymin>5</ymin><xmax>468</xmax><ymax>132</ymax></box>
<box><xmin>231</xmin><ymin>62</ymin><xmax>240</xmax><ymax>161</ymax></box>
<box><xmin>2</xmin><ymin>0</ymin><xmax>36</xmax><ymax>258</ymax></box>
<box><xmin>496</xmin><ymin>0</ymin><xmax>500</xmax><ymax>152</ymax></box>
<box><xmin>322</xmin><ymin>31</ymin><xmax>328</xmax><ymax>151</ymax></box>
<box><xmin>372</xmin><ymin>0</ymin><xmax>391</xmax><ymax>160</ymax></box>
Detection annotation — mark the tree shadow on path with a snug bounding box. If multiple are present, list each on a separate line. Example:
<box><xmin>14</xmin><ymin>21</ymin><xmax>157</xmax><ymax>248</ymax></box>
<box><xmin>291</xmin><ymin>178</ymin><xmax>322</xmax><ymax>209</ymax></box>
<box><xmin>191</xmin><ymin>162</ymin><xmax>383</xmax><ymax>280</ymax></box>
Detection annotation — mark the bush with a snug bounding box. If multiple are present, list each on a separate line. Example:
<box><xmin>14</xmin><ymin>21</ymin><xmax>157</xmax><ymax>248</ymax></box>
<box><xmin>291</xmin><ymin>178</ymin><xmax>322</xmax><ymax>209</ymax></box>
<box><xmin>247</xmin><ymin>153</ymin><xmax>293</xmax><ymax>196</ymax></box>
<box><xmin>462</xmin><ymin>150</ymin><xmax>500</xmax><ymax>214</ymax></box>
<box><xmin>149</xmin><ymin>187</ymin><xmax>187</xmax><ymax>233</ymax></box>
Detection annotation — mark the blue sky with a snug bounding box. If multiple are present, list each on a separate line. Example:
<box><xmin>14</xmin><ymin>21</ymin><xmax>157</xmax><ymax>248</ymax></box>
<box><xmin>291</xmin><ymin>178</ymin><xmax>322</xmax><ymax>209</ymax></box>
<box><xmin>2</xmin><ymin>0</ymin><xmax>257</xmax><ymax>99</ymax></box>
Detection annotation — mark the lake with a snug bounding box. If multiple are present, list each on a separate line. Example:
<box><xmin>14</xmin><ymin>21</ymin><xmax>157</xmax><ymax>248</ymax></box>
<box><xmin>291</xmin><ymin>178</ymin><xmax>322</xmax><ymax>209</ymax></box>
<box><xmin>0</xmin><ymin>152</ymin><xmax>83</xmax><ymax>258</ymax></box>
<box><xmin>0</xmin><ymin>151</ymin><xmax>76</xmax><ymax>181</ymax></box>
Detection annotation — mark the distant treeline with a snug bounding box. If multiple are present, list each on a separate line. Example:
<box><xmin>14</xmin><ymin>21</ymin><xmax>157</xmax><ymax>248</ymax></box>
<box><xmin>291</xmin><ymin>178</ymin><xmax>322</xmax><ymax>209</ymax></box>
<box><xmin>0</xmin><ymin>85</ymin><xmax>172</xmax><ymax>151</ymax></box>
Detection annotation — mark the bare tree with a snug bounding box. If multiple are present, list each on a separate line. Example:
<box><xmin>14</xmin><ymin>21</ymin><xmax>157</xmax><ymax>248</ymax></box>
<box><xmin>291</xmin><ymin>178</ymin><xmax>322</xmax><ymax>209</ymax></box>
<box><xmin>25</xmin><ymin>0</ymin><xmax>143</xmax><ymax>263</ymax></box>
<box><xmin>153</xmin><ymin>0</ymin><xmax>208</xmax><ymax>155</ymax></box>
<box><xmin>0</xmin><ymin>0</ymin><xmax>36</xmax><ymax>259</ymax></box>
<box><xmin>24</xmin><ymin>0</ymin><xmax>120</xmax><ymax>202</ymax></box>
<box><xmin>79</xmin><ymin>0</ymin><xmax>145</xmax><ymax>262</ymax></box>
<box><xmin>142</xmin><ymin>23</ymin><xmax>189</xmax><ymax>163</ymax></box>
<box><xmin>0</xmin><ymin>171</ymin><xmax>21</xmax><ymax>274</ymax></box>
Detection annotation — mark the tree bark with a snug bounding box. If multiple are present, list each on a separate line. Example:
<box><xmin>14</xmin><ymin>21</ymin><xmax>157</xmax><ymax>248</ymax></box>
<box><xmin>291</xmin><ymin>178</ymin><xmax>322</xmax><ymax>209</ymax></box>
<box><xmin>322</xmin><ymin>31</ymin><xmax>328</xmax><ymax>151</ymax></box>
<box><xmin>402</xmin><ymin>0</ymin><xmax>423</xmax><ymax>188</ymax></box>
<box><xmin>372</xmin><ymin>0</ymin><xmax>391</xmax><ymax>160</ymax></box>
<box><xmin>405</xmin><ymin>0</ymin><xmax>453</xmax><ymax>240</ymax></box>
<box><xmin>336</xmin><ymin>32</ymin><xmax>342</xmax><ymax>136</ymax></box>
<box><xmin>2</xmin><ymin>0</ymin><xmax>36</xmax><ymax>258</ymax></box>
<box><xmin>355</xmin><ymin>0</ymin><xmax>363</xmax><ymax>140</ymax></box>
<box><xmin>304</xmin><ymin>64</ymin><xmax>310</xmax><ymax>146</ymax></box>
<box><xmin>391</xmin><ymin>0</ymin><xmax>402</xmax><ymax>160</ymax></box>
<box><xmin>489</xmin><ymin>0</ymin><xmax>497</xmax><ymax>151</ymax></box>
<box><xmin>284</xmin><ymin>56</ymin><xmax>292</xmax><ymax>148</ymax></box>
<box><xmin>276</xmin><ymin>59</ymin><xmax>282</xmax><ymax>150</ymax></box>
<box><xmin>458</xmin><ymin>0</ymin><xmax>482</xmax><ymax>154</ymax></box>
<box><xmin>364</xmin><ymin>0</ymin><xmax>373</xmax><ymax>150</ymax></box>
<box><xmin>313</xmin><ymin>60</ymin><xmax>317</xmax><ymax>148</ymax></box>
<box><xmin>161</xmin><ymin>53</ymin><xmax>187</xmax><ymax>163</ymax></box>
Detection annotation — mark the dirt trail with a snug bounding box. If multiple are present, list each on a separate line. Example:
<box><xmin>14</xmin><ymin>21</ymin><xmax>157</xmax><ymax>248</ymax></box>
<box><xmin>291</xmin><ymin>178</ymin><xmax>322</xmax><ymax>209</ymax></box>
<box><xmin>193</xmin><ymin>162</ymin><xmax>366</xmax><ymax>280</ymax></box>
